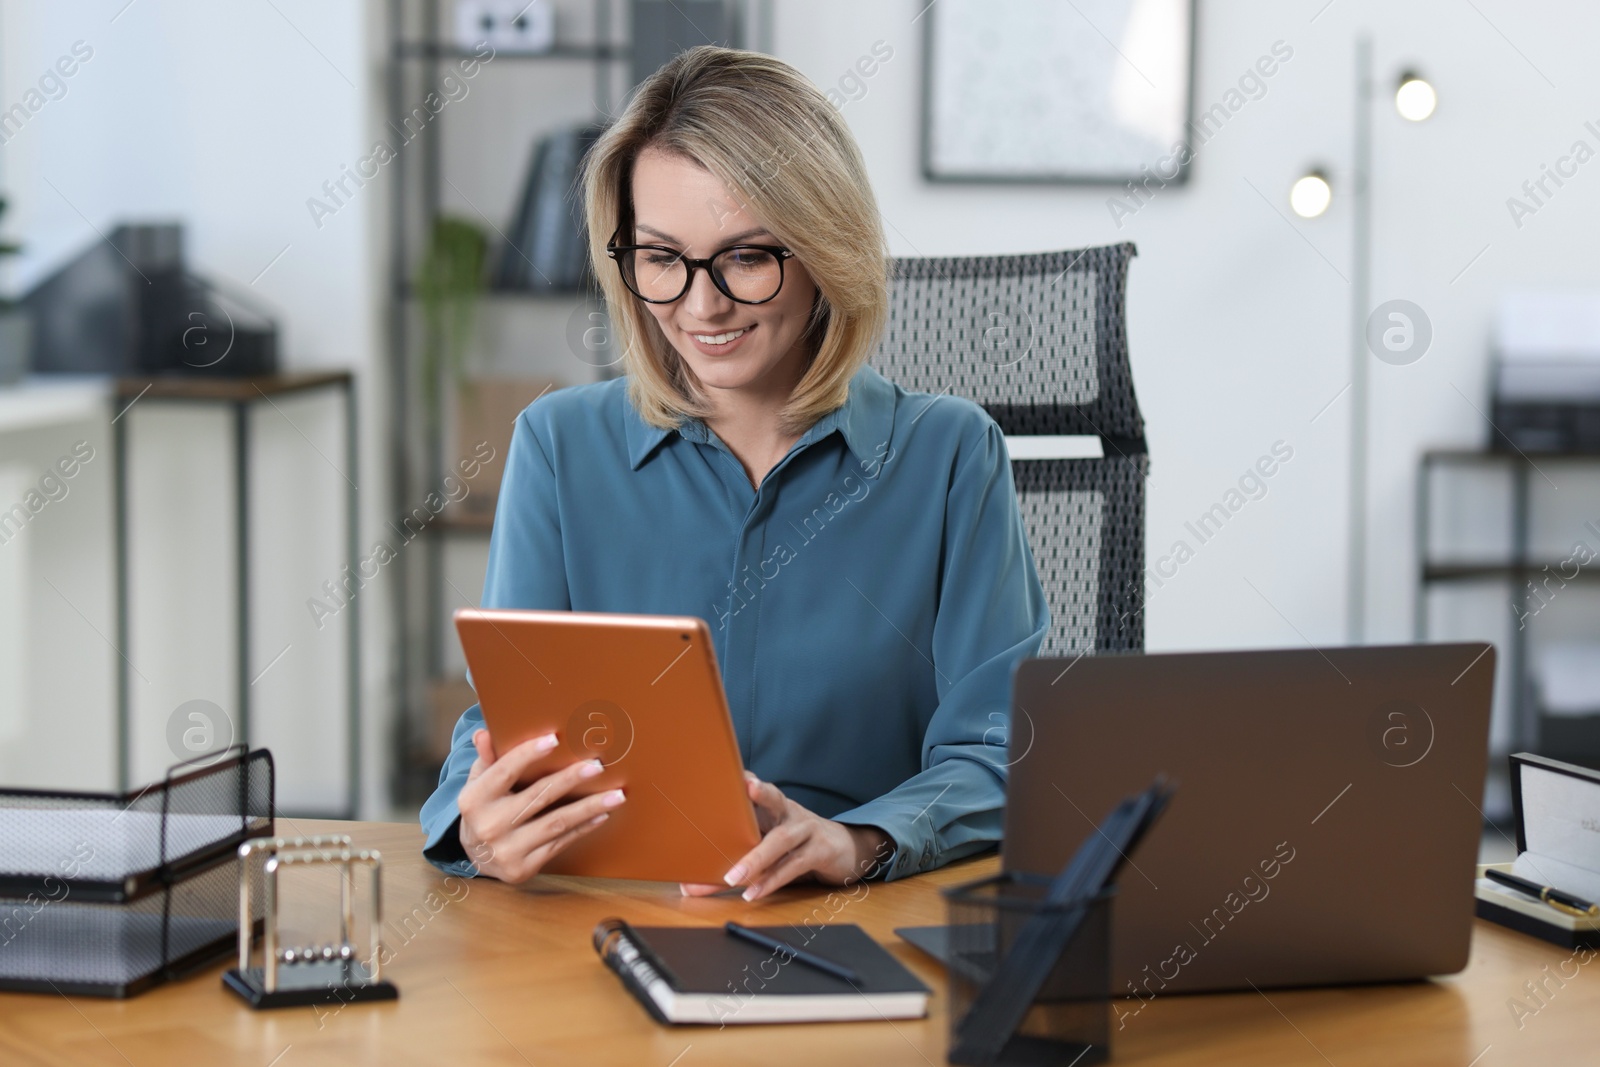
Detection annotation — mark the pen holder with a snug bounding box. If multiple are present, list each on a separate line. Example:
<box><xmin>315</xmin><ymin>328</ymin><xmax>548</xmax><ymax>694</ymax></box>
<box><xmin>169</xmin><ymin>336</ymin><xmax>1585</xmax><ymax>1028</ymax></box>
<box><xmin>943</xmin><ymin>872</ymin><xmax>1113</xmax><ymax>1067</ymax></box>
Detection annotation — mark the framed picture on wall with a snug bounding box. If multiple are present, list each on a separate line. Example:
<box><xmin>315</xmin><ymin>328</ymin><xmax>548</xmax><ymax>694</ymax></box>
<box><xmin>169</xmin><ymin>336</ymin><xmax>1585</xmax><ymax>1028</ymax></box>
<box><xmin>921</xmin><ymin>0</ymin><xmax>1196</xmax><ymax>184</ymax></box>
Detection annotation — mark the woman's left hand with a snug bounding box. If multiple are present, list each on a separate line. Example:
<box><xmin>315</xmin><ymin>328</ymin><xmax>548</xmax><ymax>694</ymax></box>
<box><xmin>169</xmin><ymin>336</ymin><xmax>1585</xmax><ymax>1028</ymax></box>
<box><xmin>680</xmin><ymin>772</ymin><xmax>893</xmax><ymax>900</ymax></box>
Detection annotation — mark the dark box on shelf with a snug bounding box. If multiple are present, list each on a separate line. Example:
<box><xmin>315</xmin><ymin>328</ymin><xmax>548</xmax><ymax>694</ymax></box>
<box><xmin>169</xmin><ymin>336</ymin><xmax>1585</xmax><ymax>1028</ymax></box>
<box><xmin>1490</xmin><ymin>399</ymin><xmax>1600</xmax><ymax>454</ymax></box>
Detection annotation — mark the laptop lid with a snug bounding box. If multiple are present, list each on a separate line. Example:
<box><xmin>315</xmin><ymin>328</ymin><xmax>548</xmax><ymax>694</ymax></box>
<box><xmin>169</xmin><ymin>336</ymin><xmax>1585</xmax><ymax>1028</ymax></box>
<box><xmin>1003</xmin><ymin>643</ymin><xmax>1495</xmax><ymax>995</ymax></box>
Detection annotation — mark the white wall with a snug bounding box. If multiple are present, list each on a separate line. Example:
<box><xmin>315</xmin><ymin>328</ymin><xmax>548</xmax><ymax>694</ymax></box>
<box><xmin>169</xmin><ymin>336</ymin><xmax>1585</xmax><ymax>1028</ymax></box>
<box><xmin>771</xmin><ymin>0</ymin><xmax>1600</xmax><ymax>675</ymax></box>
<box><xmin>0</xmin><ymin>0</ymin><xmax>391</xmax><ymax>813</ymax></box>
<box><xmin>0</xmin><ymin>386</ymin><xmax>114</xmax><ymax>791</ymax></box>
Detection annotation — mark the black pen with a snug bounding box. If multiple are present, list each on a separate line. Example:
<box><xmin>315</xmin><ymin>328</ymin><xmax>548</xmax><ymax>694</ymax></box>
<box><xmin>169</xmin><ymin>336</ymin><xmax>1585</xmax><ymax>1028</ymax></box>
<box><xmin>724</xmin><ymin>921</ymin><xmax>861</xmax><ymax>984</ymax></box>
<box><xmin>1485</xmin><ymin>868</ymin><xmax>1600</xmax><ymax>918</ymax></box>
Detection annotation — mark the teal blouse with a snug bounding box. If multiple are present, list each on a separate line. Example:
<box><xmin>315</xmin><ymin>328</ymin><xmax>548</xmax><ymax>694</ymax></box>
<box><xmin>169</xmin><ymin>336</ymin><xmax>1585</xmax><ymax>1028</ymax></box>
<box><xmin>420</xmin><ymin>361</ymin><xmax>1050</xmax><ymax>881</ymax></box>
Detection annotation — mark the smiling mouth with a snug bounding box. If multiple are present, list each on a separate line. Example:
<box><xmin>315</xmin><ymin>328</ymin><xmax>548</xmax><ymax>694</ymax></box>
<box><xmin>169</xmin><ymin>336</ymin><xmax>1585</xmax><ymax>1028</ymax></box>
<box><xmin>689</xmin><ymin>326</ymin><xmax>753</xmax><ymax>346</ymax></box>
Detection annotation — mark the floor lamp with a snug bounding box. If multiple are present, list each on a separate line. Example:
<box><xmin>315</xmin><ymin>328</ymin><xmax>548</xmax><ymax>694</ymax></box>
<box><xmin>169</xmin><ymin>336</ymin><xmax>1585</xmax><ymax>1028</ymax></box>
<box><xmin>1291</xmin><ymin>35</ymin><xmax>1436</xmax><ymax>644</ymax></box>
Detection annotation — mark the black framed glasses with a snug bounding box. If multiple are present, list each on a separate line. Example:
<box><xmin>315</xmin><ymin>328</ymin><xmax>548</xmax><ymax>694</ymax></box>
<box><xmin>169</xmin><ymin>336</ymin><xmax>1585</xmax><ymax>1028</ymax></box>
<box><xmin>605</xmin><ymin>228</ymin><xmax>795</xmax><ymax>305</ymax></box>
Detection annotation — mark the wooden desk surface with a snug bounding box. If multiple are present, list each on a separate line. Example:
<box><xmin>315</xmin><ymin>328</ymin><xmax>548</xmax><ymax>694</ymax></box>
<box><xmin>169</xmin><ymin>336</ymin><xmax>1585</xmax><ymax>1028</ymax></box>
<box><xmin>0</xmin><ymin>819</ymin><xmax>1588</xmax><ymax>1066</ymax></box>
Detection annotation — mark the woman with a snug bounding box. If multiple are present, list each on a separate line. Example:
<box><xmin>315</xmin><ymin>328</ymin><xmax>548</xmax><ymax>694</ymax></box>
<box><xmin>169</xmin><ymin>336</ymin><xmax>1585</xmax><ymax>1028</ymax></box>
<box><xmin>420</xmin><ymin>45</ymin><xmax>1050</xmax><ymax>900</ymax></box>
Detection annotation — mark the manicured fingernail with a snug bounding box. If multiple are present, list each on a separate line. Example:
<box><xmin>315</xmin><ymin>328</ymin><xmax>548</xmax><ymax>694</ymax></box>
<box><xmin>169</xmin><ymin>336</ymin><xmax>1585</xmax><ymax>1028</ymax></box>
<box><xmin>741</xmin><ymin>887</ymin><xmax>757</xmax><ymax>902</ymax></box>
<box><xmin>579</xmin><ymin>759</ymin><xmax>604</xmax><ymax>778</ymax></box>
<box><xmin>723</xmin><ymin>865</ymin><xmax>746</xmax><ymax>886</ymax></box>
<box><xmin>602</xmin><ymin>789</ymin><xmax>626</xmax><ymax>807</ymax></box>
<box><xmin>535</xmin><ymin>734</ymin><xmax>559</xmax><ymax>752</ymax></box>
<box><xmin>590</xmin><ymin>813</ymin><xmax>609</xmax><ymax>826</ymax></box>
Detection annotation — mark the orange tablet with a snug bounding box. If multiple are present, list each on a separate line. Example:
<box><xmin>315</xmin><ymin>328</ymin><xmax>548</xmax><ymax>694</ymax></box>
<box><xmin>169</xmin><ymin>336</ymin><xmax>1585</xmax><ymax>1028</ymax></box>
<box><xmin>453</xmin><ymin>608</ymin><xmax>761</xmax><ymax>883</ymax></box>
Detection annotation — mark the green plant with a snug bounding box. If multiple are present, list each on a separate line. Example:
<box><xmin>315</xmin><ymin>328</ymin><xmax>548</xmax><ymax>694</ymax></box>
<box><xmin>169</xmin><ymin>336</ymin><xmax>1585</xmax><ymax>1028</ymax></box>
<box><xmin>0</xmin><ymin>197</ymin><xmax>24</xmax><ymax>306</ymax></box>
<box><xmin>415</xmin><ymin>216</ymin><xmax>488</xmax><ymax>433</ymax></box>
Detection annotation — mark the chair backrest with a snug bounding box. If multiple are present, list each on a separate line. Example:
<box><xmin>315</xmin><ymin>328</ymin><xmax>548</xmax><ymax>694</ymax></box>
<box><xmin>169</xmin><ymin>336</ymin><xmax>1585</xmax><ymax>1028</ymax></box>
<box><xmin>871</xmin><ymin>243</ymin><xmax>1147</xmax><ymax>655</ymax></box>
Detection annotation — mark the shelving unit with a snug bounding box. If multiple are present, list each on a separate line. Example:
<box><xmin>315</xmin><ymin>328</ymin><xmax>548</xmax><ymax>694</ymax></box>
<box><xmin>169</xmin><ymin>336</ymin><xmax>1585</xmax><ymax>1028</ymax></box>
<box><xmin>384</xmin><ymin>0</ymin><xmax>634</xmax><ymax>799</ymax></box>
<box><xmin>382</xmin><ymin>0</ymin><xmax>765</xmax><ymax>801</ymax></box>
<box><xmin>391</xmin><ymin>43</ymin><xmax>630</xmax><ymax>62</ymax></box>
<box><xmin>1415</xmin><ymin>448</ymin><xmax>1600</xmax><ymax>767</ymax></box>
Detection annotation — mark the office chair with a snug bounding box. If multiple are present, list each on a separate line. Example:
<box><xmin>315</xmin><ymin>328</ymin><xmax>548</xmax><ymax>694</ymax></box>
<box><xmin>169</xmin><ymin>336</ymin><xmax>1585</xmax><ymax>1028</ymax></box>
<box><xmin>871</xmin><ymin>243</ymin><xmax>1147</xmax><ymax>655</ymax></box>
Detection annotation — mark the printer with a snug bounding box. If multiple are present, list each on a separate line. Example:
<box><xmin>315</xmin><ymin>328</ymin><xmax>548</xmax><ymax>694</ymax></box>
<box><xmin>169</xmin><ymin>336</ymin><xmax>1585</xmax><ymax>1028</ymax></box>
<box><xmin>24</xmin><ymin>222</ymin><xmax>278</xmax><ymax>378</ymax></box>
<box><xmin>1491</xmin><ymin>292</ymin><xmax>1600</xmax><ymax>454</ymax></box>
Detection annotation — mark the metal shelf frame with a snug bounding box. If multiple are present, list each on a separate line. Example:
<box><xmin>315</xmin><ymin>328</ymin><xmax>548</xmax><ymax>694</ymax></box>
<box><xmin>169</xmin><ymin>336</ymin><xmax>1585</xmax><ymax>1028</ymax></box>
<box><xmin>1415</xmin><ymin>449</ymin><xmax>1600</xmax><ymax>755</ymax></box>
<box><xmin>383</xmin><ymin>0</ymin><xmax>631</xmax><ymax>792</ymax></box>
<box><xmin>111</xmin><ymin>373</ymin><xmax>359</xmax><ymax>818</ymax></box>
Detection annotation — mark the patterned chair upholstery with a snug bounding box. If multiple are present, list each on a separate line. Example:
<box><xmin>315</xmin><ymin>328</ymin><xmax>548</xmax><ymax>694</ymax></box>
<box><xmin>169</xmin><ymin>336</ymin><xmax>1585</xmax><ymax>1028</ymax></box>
<box><xmin>870</xmin><ymin>243</ymin><xmax>1147</xmax><ymax>655</ymax></box>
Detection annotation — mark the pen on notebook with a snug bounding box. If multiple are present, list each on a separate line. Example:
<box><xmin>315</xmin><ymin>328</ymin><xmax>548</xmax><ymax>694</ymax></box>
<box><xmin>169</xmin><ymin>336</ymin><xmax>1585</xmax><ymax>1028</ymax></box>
<box><xmin>1485</xmin><ymin>868</ymin><xmax>1600</xmax><ymax>918</ymax></box>
<box><xmin>723</xmin><ymin>922</ymin><xmax>861</xmax><ymax>984</ymax></box>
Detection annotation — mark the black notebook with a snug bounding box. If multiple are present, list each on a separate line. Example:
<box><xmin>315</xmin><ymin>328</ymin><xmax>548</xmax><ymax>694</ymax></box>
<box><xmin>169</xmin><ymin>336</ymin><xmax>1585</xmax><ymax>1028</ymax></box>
<box><xmin>593</xmin><ymin>919</ymin><xmax>930</xmax><ymax>1025</ymax></box>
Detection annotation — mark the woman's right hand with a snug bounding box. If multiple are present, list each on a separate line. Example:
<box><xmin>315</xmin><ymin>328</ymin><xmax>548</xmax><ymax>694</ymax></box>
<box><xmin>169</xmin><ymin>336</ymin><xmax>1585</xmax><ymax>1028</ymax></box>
<box><xmin>456</xmin><ymin>728</ymin><xmax>627</xmax><ymax>883</ymax></box>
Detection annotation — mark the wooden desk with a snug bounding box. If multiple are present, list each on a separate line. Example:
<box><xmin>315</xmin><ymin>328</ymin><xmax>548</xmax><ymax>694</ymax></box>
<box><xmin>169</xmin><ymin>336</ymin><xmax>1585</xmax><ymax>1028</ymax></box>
<box><xmin>0</xmin><ymin>819</ymin><xmax>1589</xmax><ymax>1066</ymax></box>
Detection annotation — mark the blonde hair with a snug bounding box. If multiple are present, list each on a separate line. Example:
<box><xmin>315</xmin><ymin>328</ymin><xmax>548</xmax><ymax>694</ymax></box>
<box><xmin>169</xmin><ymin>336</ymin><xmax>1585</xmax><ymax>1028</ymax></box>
<box><xmin>580</xmin><ymin>45</ymin><xmax>890</xmax><ymax>437</ymax></box>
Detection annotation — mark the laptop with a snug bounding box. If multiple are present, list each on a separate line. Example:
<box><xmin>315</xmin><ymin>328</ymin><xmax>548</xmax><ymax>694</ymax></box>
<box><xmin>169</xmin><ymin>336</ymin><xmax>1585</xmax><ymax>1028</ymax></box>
<box><xmin>898</xmin><ymin>643</ymin><xmax>1496</xmax><ymax>995</ymax></box>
